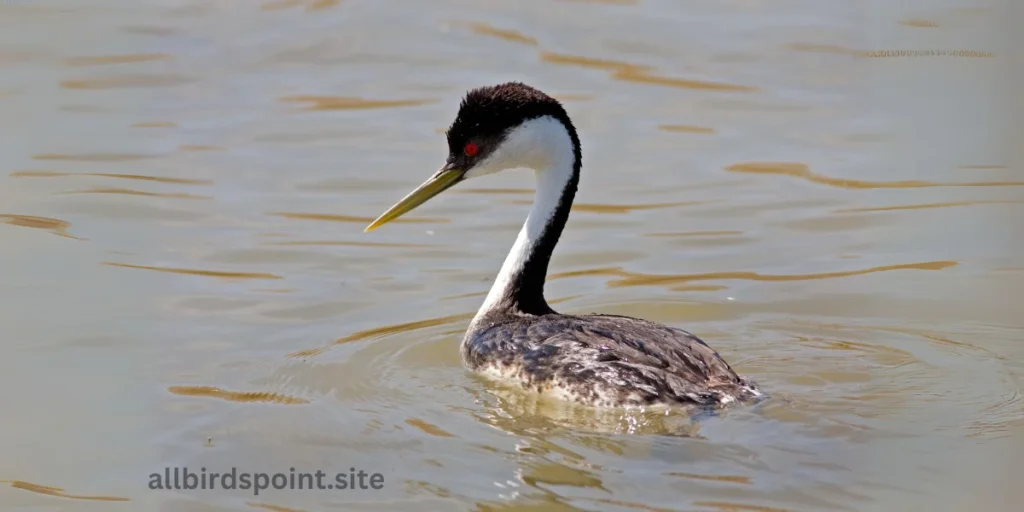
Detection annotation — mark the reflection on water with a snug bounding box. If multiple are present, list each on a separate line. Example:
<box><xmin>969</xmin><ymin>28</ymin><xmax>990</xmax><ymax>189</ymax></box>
<box><xmin>280</xmin><ymin>95</ymin><xmax>439</xmax><ymax>111</ymax></box>
<box><xmin>1</xmin><ymin>0</ymin><xmax>1022</xmax><ymax>511</ymax></box>
<box><xmin>612</xmin><ymin>67</ymin><xmax>759</xmax><ymax>92</ymax></box>
<box><xmin>659</xmin><ymin>124</ymin><xmax>717</xmax><ymax>134</ymax></box>
<box><xmin>271</xmin><ymin>211</ymin><xmax>449</xmax><ymax>225</ymax></box>
<box><xmin>64</xmin><ymin>53</ymin><xmax>173</xmax><ymax>66</ymax></box>
<box><xmin>62</xmin><ymin>187</ymin><xmax>211</xmax><ymax>200</ymax></box>
<box><xmin>102</xmin><ymin>262</ymin><xmax>284</xmax><ymax>281</ymax></box>
<box><xmin>0</xmin><ymin>213</ymin><xmax>80</xmax><ymax>239</ymax></box>
<box><xmin>4</xmin><ymin>481</ymin><xmax>130</xmax><ymax>503</ymax></box>
<box><xmin>549</xmin><ymin>260</ymin><xmax>958</xmax><ymax>289</ymax></box>
<box><xmin>466</xmin><ymin>22</ymin><xmax>539</xmax><ymax>46</ymax></box>
<box><xmin>11</xmin><ymin>170</ymin><xmax>213</xmax><ymax>185</ymax></box>
<box><xmin>836</xmin><ymin>200</ymin><xmax>1023</xmax><ymax>213</ymax></box>
<box><xmin>726</xmin><ymin>162</ymin><xmax>1024</xmax><ymax>189</ymax></box>
<box><xmin>899</xmin><ymin>19</ymin><xmax>941</xmax><ymax>28</ymax></box>
<box><xmin>168</xmin><ymin>385</ymin><xmax>310</xmax><ymax>405</ymax></box>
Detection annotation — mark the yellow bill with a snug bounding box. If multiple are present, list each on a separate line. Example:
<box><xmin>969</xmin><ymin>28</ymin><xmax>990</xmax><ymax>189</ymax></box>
<box><xmin>364</xmin><ymin>167</ymin><xmax>464</xmax><ymax>232</ymax></box>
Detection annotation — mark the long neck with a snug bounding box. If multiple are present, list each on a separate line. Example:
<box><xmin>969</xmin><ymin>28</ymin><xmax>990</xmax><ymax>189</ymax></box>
<box><xmin>475</xmin><ymin>131</ymin><xmax>580</xmax><ymax>318</ymax></box>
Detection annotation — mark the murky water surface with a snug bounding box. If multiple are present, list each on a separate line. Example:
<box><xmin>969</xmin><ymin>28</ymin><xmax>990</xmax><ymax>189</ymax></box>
<box><xmin>1</xmin><ymin>1</ymin><xmax>1022</xmax><ymax>511</ymax></box>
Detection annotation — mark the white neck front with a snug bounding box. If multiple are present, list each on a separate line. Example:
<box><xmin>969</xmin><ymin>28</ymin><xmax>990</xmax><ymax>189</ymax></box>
<box><xmin>469</xmin><ymin>116</ymin><xmax>578</xmax><ymax>322</ymax></box>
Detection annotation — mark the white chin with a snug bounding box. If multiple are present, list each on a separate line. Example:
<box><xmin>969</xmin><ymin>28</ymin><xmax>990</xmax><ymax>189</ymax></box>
<box><xmin>463</xmin><ymin>161</ymin><xmax>506</xmax><ymax>179</ymax></box>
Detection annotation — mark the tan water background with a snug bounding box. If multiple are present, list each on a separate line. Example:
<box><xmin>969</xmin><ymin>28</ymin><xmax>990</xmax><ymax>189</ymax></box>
<box><xmin>1</xmin><ymin>0</ymin><xmax>1022</xmax><ymax>511</ymax></box>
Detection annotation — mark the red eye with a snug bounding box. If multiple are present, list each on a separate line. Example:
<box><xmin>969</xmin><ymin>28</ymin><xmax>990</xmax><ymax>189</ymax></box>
<box><xmin>464</xmin><ymin>142</ymin><xmax>479</xmax><ymax>157</ymax></box>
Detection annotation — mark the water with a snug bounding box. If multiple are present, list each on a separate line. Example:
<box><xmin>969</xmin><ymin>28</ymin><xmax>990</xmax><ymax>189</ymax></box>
<box><xmin>1</xmin><ymin>0</ymin><xmax>1022</xmax><ymax>510</ymax></box>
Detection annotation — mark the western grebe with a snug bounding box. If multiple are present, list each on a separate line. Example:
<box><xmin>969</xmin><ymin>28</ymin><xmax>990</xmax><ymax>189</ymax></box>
<box><xmin>365</xmin><ymin>82</ymin><xmax>760</xmax><ymax>409</ymax></box>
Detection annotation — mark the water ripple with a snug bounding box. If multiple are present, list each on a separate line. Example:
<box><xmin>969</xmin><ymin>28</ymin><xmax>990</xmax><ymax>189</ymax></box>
<box><xmin>63</xmin><ymin>53</ymin><xmax>172</xmax><ymax>66</ymax></box>
<box><xmin>665</xmin><ymin>472</ymin><xmax>752</xmax><ymax>485</ymax></box>
<box><xmin>726</xmin><ymin>162</ymin><xmax>1024</xmax><ymax>189</ymax></box>
<box><xmin>279</xmin><ymin>95</ymin><xmax>437</xmax><ymax>111</ymax></box>
<box><xmin>247</xmin><ymin>502</ymin><xmax>307</xmax><ymax>512</ymax></box>
<box><xmin>836</xmin><ymin>201</ymin><xmax>1022</xmax><ymax>213</ymax></box>
<box><xmin>693</xmin><ymin>501</ymin><xmax>795</xmax><ymax>512</ymax></box>
<box><xmin>0</xmin><ymin>214</ymin><xmax>81</xmax><ymax>239</ymax></box>
<box><xmin>466</xmin><ymin>22</ymin><xmax>538</xmax><ymax>46</ymax></box>
<box><xmin>289</xmin><ymin>312</ymin><xmax>473</xmax><ymax>358</ymax></box>
<box><xmin>899</xmin><ymin>19</ymin><xmax>939</xmax><ymax>28</ymax></box>
<box><xmin>12</xmin><ymin>170</ymin><xmax>212</xmax><ymax>186</ymax></box>
<box><xmin>103</xmin><ymin>262</ymin><xmax>283</xmax><ymax>280</ymax></box>
<box><xmin>659</xmin><ymin>124</ymin><xmax>716</xmax><ymax>134</ymax></box>
<box><xmin>131</xmin><ymin>121</ymin><xmax>177</xmax><ymax>128</ymax></box>
<box><xmin>168</xmin><ymin>385</ymin><xmax>309</xmax><ymax>404</ymax></box>
<box><xmin>550</xmin><ymin>261</ymin><xmax>957</xmax><ymax>288</ymax></box>
<box><xmin>559</xmin><ymin>0</ymin><xmax>640</xmax><ymax>5</ymax></box>
<box><xmin>4</xmin><ymin>480</ymin><xmax>129</xmax><ymax>502</ymax></box>
<box><xmin>406</xmin><ymin>418</ymin><xmax>458</xmax><ymax>438</ymax></box>
<box><xmin>262</xmin><ymin>0</ymin><xmax>342</xmax><ymax>10</ymax></box>
<box><xmin>646</xmin><ymin>230</ymin><xmax>745</xmax><ymax>238</ymax></box>
<box><xmin>61</xmin><ymin>187</ymin><xmax>210</xmax><ymax>200</ymax></box>
<box><xmin>272</xmin><ymin>211</ymin><xmax>447</xmax><ymax>225</ymax></box>
<box><xmin>613</xmin><ymin>68</ymin><xmax>759</xmax><ymax>92</ymax></box>
<box><xmin>32</xmin><ymin>153</ymin><xmax>157</xmax><ymax>162</ymax></box>
<box><xmin>540</xmin><ymin>51</ymin><xmax>652</xmax><ymax>73</ymax></box>
<box><xmin>60</xmin><ymin>74</ymin><xmax>193</xmax><ymax>89</ymax></box>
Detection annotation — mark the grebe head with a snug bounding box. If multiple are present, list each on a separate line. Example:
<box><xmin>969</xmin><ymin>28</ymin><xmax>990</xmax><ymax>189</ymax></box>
<box><xmin>365</xmin><ymin>82</ymin><xmax>580</xmax><ymax>232</ymax></box>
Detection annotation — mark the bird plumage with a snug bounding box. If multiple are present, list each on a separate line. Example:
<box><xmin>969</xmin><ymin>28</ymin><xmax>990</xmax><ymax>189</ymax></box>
<box><xmin>368</xmin><ymin>81</ymin><xmax>761</xmax><ymax>410</ymax></box>
<box><xmin>465</xmin><ymin>311</ymin><xmax>760</xmax><ymax>409</ymax></box>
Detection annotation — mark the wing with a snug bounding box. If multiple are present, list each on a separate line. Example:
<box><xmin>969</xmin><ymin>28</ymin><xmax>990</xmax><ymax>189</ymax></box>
<box><xmin>465</xmin><ymin>313</ymin><xmax>758</xmax><ymax>407</ymax></box>
<box><xmin>573</xmin><ymin>314</ymin><xmax>746</xmax><ymax>387</ymax></box>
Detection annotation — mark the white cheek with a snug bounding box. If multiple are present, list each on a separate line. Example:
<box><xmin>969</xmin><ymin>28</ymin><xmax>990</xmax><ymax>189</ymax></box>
<box><xmin>462</xmin><ymin>116</ymin><xmax>570</xmax><ymax>179</ymax></box>
<box><xmin>465</xmin><ymin>145</ymin><xmax>517</xmax><ymax>178</ymax></box>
